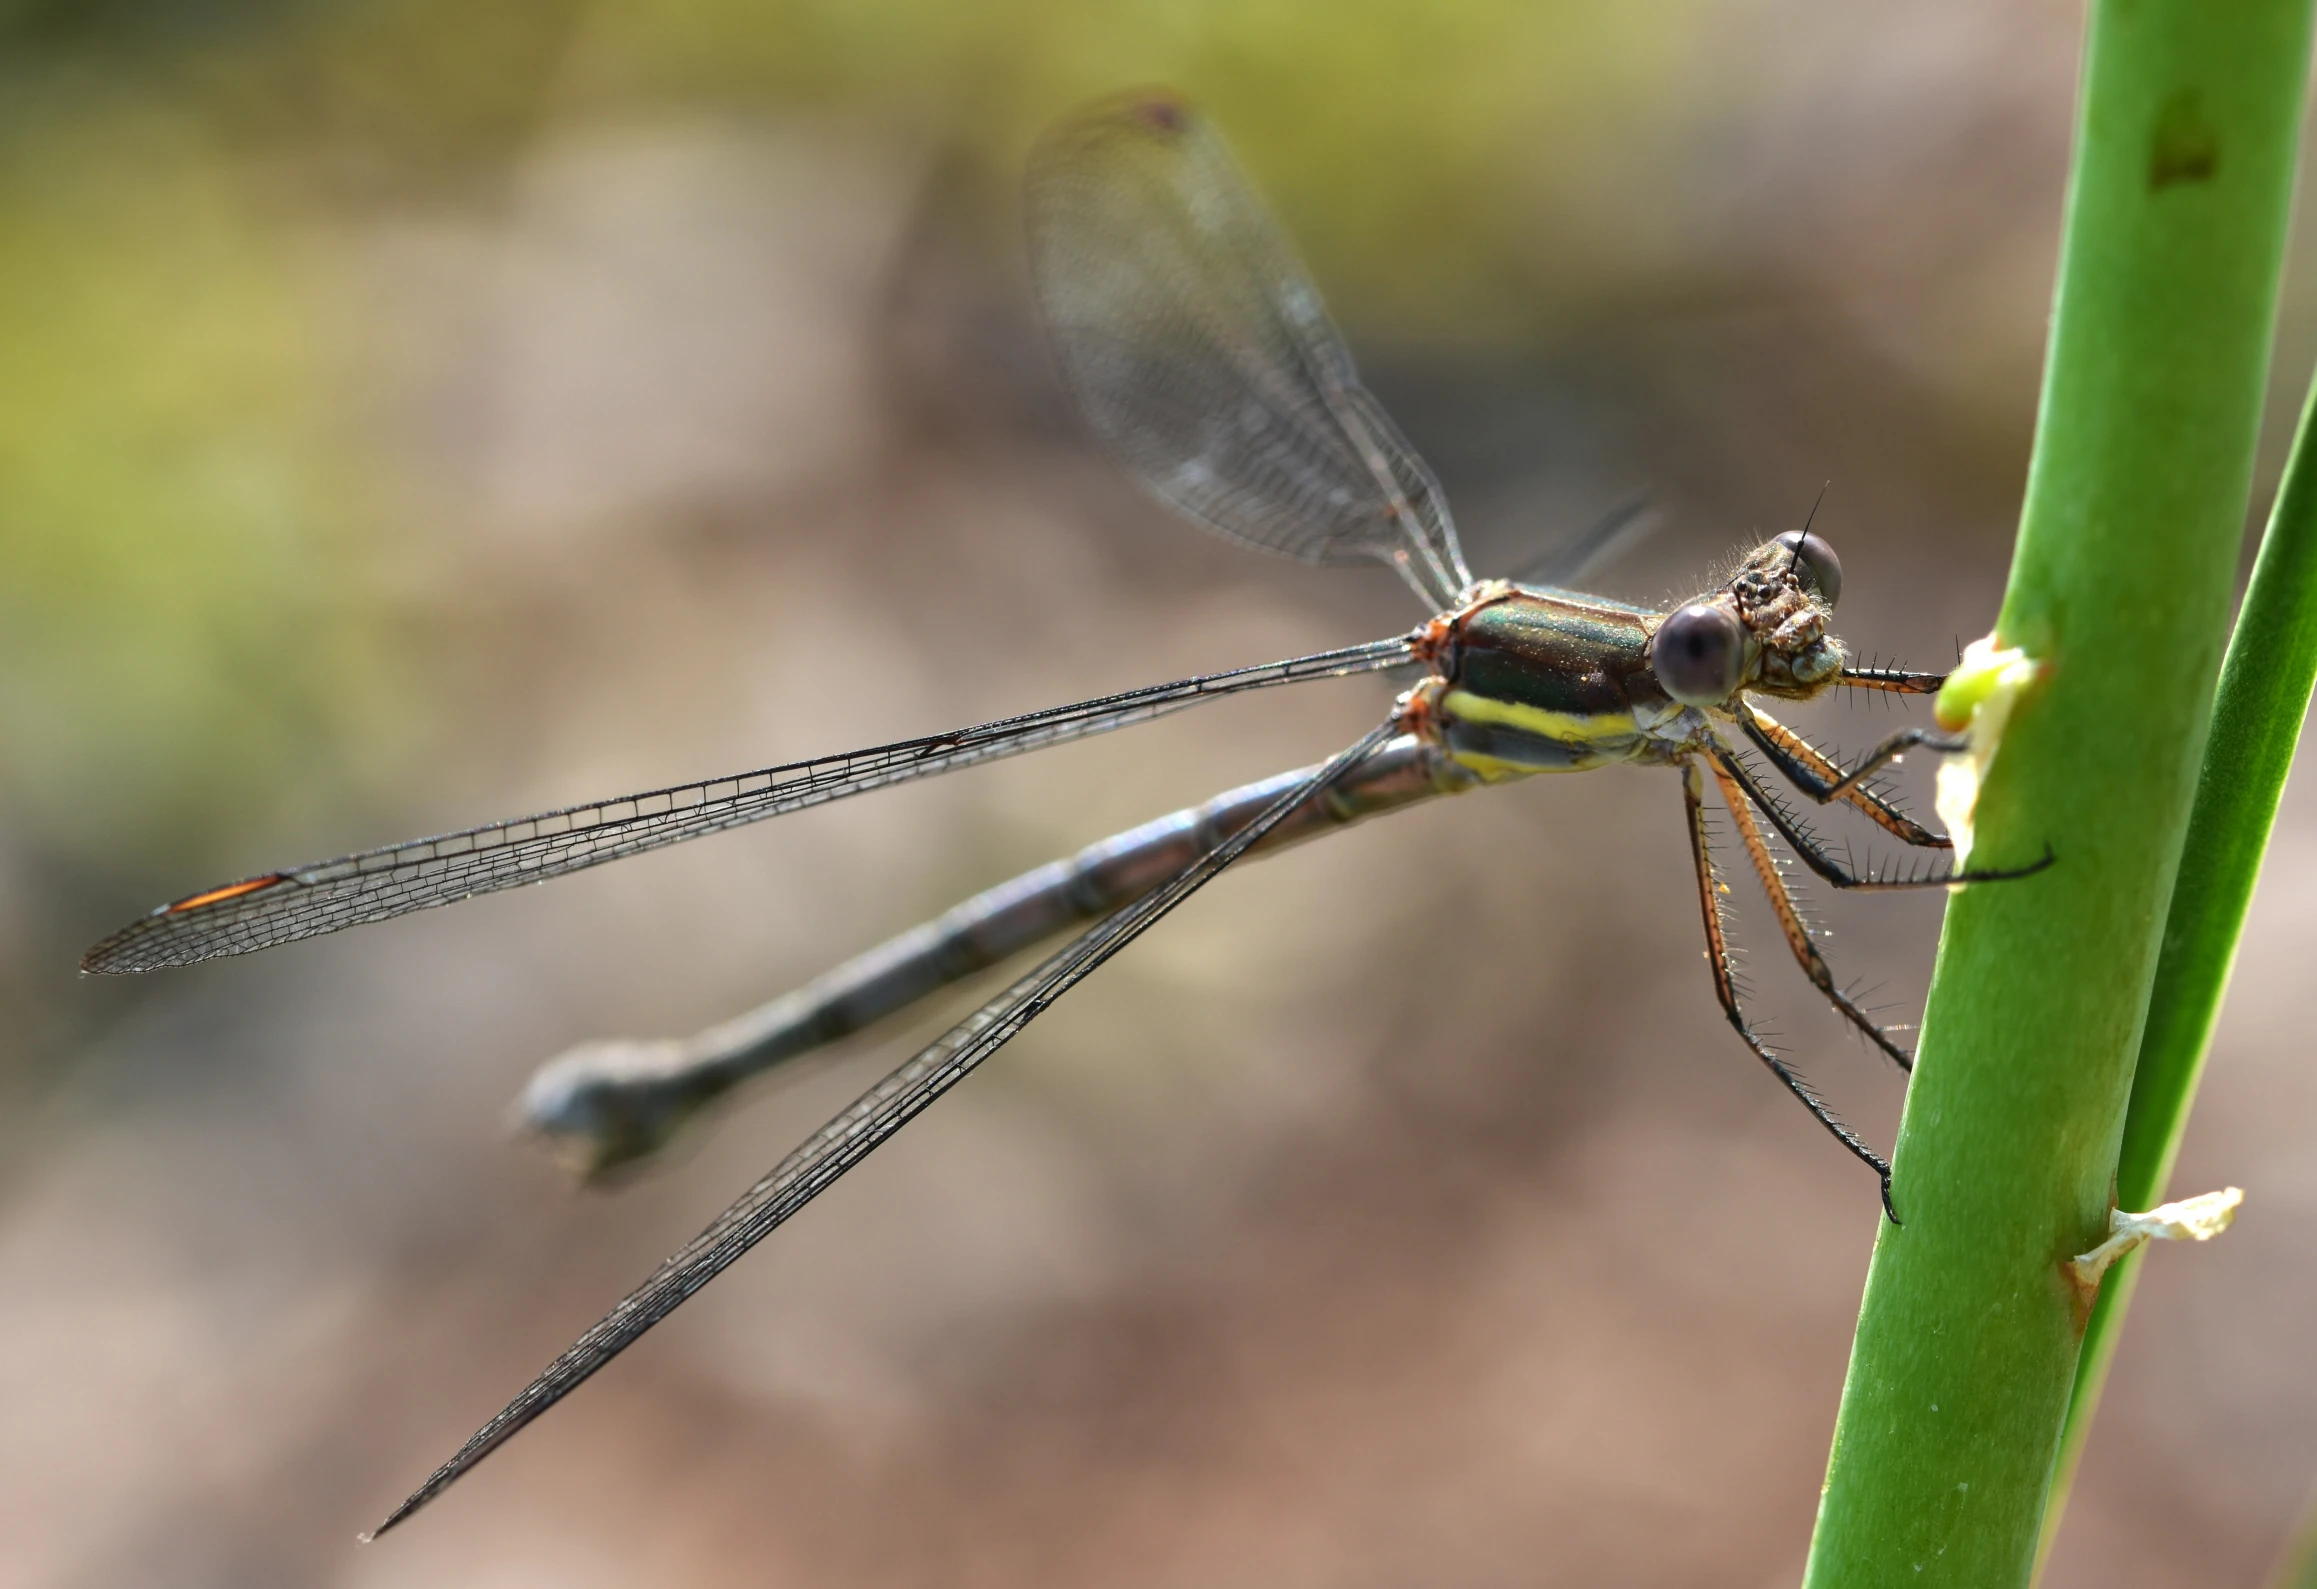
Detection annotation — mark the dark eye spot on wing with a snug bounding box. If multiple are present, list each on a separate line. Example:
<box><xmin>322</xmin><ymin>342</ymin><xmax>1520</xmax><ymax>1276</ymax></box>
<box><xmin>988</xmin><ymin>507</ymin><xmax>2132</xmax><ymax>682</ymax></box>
<box><xmin>2150</xmin><ymin>89</ymin><xmax>2220</xmax><ymax>190</ymax></box>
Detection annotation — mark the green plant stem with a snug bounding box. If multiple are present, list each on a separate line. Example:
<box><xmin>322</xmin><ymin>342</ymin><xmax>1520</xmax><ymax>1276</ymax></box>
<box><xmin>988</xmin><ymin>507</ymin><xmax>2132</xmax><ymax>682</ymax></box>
<box><xmin>1799</xmin><ymin>5</ymin><xmax>2314</xmax><ymax>1587</ymax></box>
<box><xmin>2039</xmin><ymin>367</ymin><xmax>2317</xmax><ymax>1566</ymax></box>
<box><xmin>2274</xmin><ymin>1480</ymin><xmax>2317</xmax><ymax>1589</ymax></box>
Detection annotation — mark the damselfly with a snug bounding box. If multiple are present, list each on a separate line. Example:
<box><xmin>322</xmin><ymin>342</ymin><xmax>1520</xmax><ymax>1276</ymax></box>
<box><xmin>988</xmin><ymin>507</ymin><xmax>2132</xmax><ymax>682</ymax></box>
<box><xmin>82</xmin><ymin>88</ymin><xmax>2046</xmax><ymax>1536</ymax></box>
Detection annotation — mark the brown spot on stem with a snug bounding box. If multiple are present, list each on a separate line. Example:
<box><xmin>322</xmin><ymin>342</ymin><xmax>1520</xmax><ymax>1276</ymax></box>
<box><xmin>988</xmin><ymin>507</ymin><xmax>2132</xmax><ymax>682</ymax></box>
<box><xmin>2149</xmin><ymin>90</ymin><xmax>2220</xmax><ymax>190</ymax></box>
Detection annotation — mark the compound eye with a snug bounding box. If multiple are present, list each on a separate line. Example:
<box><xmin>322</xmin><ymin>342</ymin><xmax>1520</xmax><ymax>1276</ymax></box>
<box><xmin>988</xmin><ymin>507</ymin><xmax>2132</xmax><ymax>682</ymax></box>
<box><xmin>1774</xmin><ymin>530</ymin><xmax>1843</xmax><ymax>607</ymax></box>
<box><xmin>1654</xmin><ymin>603</ymin><xmax>1746</xmax><ymax>706</ymax></box>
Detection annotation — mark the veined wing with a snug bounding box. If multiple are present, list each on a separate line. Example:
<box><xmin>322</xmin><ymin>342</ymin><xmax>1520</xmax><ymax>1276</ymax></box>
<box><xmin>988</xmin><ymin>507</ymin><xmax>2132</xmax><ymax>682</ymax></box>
<box><xmin>82</xmin><ymin>636</ymin><xmax>1415</xmax><ymax>974</ymax></box>
<box><xmin>366</xmin><ymin>717</ymin><xmax>1403</xmax><ymax>1537</ymax></box>
<box><xmin>1027</xmin><ymin>89</ymin><xmax>1472</xmax><ymax>608</ymax></box>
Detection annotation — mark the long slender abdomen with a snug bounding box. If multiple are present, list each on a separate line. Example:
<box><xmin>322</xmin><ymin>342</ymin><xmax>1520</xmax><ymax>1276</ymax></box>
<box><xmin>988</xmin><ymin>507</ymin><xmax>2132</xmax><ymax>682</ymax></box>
<box><xmin>519</xmin><ymin>734</ymin><xmax>1479</xmax><ymax>1178</ymax></box>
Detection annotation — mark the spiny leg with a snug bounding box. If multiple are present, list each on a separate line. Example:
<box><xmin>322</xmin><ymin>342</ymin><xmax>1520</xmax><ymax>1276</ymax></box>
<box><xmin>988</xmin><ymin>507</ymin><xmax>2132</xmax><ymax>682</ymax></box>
<box><xmin>1742</xmin><ymin>718</ymin><xmax>1955</xmax><ymax>829</ymax></box>
<box><xmin>1712</xmin><ymin>745</ymin><xmax>2053</xmax><ymax>893</ymax></box>
<box><xmin>1704</xmin><ymin>756</ymin><xmax>1914</xmax><ymax>1072</ymax></box>
<box><xmin>1680</xmin><ymin>760</ymin><xmax>1897</xmax><ymax>1217</ymax></box>
<box><xmin>1739</xmin><ymin>705</ymin><xmax>1949</xmax><ymax>848</ymax></box>
<box><xmin>1840</xmin><ymin>664</ymin><xmax>1946</xmax><ymax>694</ymax></box>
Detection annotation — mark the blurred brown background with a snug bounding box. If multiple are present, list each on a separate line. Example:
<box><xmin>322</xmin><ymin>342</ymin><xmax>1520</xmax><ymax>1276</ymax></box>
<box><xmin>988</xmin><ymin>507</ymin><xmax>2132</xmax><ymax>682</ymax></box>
<box><xmin>5</xmin><ymin>2</ymin><xmax>2315</xmax><ymax>1584</ymax></box>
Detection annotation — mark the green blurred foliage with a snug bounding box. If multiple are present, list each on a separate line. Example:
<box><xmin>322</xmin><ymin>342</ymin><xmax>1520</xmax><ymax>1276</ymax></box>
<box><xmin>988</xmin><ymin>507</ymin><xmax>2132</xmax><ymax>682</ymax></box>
<box><xmin>0</xmin><ymin>0</ymin><xmax>1719</xmax><ymax>890</ymax></box>
<box><xmin>564</xmin><ymin>0</ymin><xmax>1700</xmax><ymax>339</ymax></box>
<box><xmin>0</xmin><ymin>88</ymin><xmax>401</xmax><ymax>878</ymax></box>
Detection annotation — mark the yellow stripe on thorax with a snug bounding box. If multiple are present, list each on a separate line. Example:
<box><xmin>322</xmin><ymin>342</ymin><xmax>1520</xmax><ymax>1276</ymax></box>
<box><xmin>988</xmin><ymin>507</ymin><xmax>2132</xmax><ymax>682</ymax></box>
<box><xmin>1440</xmin><ymin>748</ymin><xmax>1556</xmax><ymax>784</ymax></box>
<box><xmin>1439</xmin><ymin>689</ymin><xmax>1637</xmax><ymax>745</ymax></box>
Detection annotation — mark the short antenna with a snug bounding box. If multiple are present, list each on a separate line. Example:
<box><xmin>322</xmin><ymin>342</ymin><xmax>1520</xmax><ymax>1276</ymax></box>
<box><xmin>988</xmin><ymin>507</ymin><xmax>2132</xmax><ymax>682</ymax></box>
<box><xmin>1790</xmin><ymin>480</ymin><xmax>1831</xmax><ymax>573</ymax></box>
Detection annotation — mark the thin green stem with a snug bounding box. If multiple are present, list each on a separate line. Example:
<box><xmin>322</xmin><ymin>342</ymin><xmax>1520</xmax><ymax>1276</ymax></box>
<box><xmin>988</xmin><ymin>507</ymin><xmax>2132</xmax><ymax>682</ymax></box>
<box><xmin>2271</xmin><ymin>1481</ymin><xmax>2317</xmax><ymax>1589</ymax></box>
<box><xmin>2040</xmin><ymin>366</ymin><xmax>2317</xmax><ymax>1564</ymax></box>
<box><xmin>1799</xmin><ymin>4</ymin><xmax>2314</xmax><ymax>1586</ymax></box>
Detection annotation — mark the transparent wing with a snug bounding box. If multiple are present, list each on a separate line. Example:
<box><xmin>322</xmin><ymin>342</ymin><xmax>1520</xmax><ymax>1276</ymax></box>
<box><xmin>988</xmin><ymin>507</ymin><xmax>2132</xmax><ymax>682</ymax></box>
<box><xmin>1027</xmin><ymin>89</ymin><xmax>1472</xmax><ymax>608</ymax></box>
<box><xmin>1508</xmin><ymin>494</ymin><xmax>1661</xmax><ymax>591</ymax></box>
<box><xmin>365</xmin><ymin>717</ymin><xmax>1402</xmax><ymax>1538</ymax></box>
<box><xmin>82</xmin><ymin>636</ymin><xmax>1414</xmax><ymax>974</ymax></box>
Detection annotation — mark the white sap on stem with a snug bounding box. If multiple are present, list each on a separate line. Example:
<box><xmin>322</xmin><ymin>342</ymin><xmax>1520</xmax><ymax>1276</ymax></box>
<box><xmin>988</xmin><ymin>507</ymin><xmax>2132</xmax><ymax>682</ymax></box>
<box><xmin>1932</xmin><ymin>636</ymin><xmax>2045</xmax><ymax>870</ymax></box>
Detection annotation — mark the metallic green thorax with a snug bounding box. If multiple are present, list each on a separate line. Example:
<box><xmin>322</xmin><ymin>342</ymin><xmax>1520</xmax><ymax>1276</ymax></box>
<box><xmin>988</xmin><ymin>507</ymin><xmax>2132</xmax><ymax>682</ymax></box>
<box><xmin>1420</xmin><ymin>539</ymin><xmax>1848</xmax><ymax>784</ymax></box>
<box><xmin>1429</xmin><ymin>588</ymin><xmax>1678</xmax><ymax>778</ymax></box>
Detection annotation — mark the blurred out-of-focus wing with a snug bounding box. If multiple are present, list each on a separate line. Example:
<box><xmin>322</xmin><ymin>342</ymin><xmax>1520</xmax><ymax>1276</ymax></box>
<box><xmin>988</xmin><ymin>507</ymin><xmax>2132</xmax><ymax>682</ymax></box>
<box><xmin>1027</xmin><ymin>88</ymin><xmax>1472</xmax><ymax>607</ymax></box>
